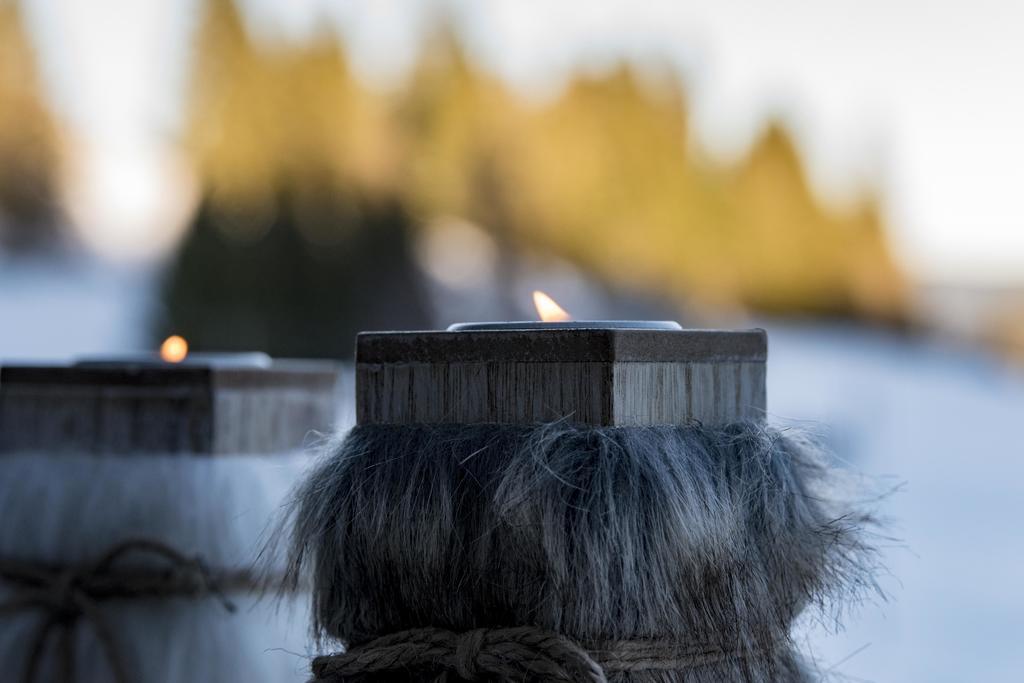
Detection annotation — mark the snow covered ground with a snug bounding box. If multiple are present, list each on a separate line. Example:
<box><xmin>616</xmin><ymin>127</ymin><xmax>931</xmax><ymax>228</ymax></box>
<box><xmin>769</xmin><ymin>324</ymin><xmax>1024</xmax><ymax>681</ymax></box>
<box><xmin>2</xmin><ymin>260</ymin><xmax>1021</xmax><ymax>680</ymax></box>
<box><xmin>0</xmin><ymin>254</ymin><xmax>153</xmax><ymax>360</ymax></box>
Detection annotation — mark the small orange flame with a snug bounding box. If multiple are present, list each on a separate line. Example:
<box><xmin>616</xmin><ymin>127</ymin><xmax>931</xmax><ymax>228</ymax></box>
<box><xmin>160</xmin><ymin>335</ymin><xmax>188</xmax><ymax>363</ymax></box>
<box><xmin>533</xmin><ymin>290</ymin><xmax>571</xmax><ymax>323</ymax></box>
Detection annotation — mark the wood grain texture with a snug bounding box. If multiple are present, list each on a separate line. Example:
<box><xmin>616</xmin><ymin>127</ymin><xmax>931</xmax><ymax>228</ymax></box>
<box><xmin>357</xmin><ymin>362</ymin><xmax>613</xmax><ymax>425</ymax></box>
<box><xmin>0</xmin><ymin>363</ymin><xmax>340</xmax><ymax>455</ymax></box>
<box><xmin>611</xmin><ymin>361</ymin><xmax>766</xmax><ymax>425</ymax></box>
<box><xmin>356</xmin><ymin>330</ymin><xmax>766</xmax><ymax>426</ymax></box>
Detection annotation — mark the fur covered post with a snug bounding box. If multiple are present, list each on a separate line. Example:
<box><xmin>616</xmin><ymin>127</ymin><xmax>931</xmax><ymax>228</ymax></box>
<box><xmin>284</xmin><ymin>423</ymin><xmax>876</xmax><ymax>679</ymax></box>
<box><xmin>284</xmin><ymin>421</ymin><xmax>877</xmax><ymax>682</ymax></box>
<box><xmin>0</xmin><ymin>451</ymin><xmax>314</xmax><ymax>682</ymax></box>
<box><xmin>0</xmin><ymin>361</ymin><xmax>340</xmax><ymax>682</ymax></box>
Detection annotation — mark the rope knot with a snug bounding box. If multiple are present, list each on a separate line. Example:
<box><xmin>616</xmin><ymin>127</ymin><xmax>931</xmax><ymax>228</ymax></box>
<box><xmin>312</xmin><ymin>626</ymin><xmax>608</xmax><ymax>683</ymax></box>
<box><xmin>0</xmin><ymin>539</ymin><xmax>259</xmax><ymax>683</ymax></box>
<box><xmin>453</xmin><ymin>628</ymin><xmax>487</xmax><ymax>680</ymax></box>
<box><xmin>311</xmin><ymin>627</ymin><xmax>771</xmax><ymax>682</ymax></box>
<box><xmin>47</xmin><ymin>569</ymin><xmax>84</xmax><ymax>623</ymax></box>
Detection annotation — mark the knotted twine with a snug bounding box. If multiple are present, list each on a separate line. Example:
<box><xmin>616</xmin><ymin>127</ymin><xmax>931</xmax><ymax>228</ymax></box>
<box><xmin>312</xmin><ymin>626</ymin><xmax>767</xmax><ymax>682</ymax></box>
<box><xmin>0</xmin><ymin>538</ymin><xmax>266</xmax><ymax>683</ymax></box>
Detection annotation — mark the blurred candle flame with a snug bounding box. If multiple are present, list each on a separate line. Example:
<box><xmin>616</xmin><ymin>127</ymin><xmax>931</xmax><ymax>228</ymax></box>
<box><xmin>160</xmin><ymin>335</ymin><xmax>188</xmax><ymax>363</ymax></box>
<box><xmin>533</xmin><ymin>290</ymin><xmax>571</xmax><ymax>322</ymax></box>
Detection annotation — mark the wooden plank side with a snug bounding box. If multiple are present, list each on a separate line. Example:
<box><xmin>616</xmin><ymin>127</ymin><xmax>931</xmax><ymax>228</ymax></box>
<box><xmin>0</xmin><ymin>384</ymin><xmax>213</xmax><ymax>454</ymax></box>
<box><xmin>612</xmin><ymin>361</ymin><xmax>766</xmax><ymax>425</ymax></box>
<box><xmin>212</xmin><ymin>386</ymin><xmax>334</xmax><ymax>453</ymax></box>
<box><xmin>357</xmin><ymin>362</ymin><xmax>612</xmax><ymax>425</ymax></box>
<box><xmin>0</xmin><ymin>365</ymin><xmax>338</xmax><ymax>455</ymax></box>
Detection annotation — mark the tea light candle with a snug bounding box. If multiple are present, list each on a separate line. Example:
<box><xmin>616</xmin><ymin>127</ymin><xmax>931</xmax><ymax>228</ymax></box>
<box><xmin>448</xmin><ymin>290</ymin><xmax>681</xmax><ymax>331</ymax></box>
<box><xmin>449</xmin><ymin>321</ymin><xmax>682</xmax><ymax>331</ymax></box>
<box><xmin>73</xmin><ymin>335</ymin><xmax>273</xmax><ymax>369</ymax></box>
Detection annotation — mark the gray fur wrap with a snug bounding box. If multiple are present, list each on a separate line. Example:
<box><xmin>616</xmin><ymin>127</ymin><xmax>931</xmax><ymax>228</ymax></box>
<box><xmin>284</xmin><ymin>422</ymin><xmax>878</xmax><ymax>682</ymax></box>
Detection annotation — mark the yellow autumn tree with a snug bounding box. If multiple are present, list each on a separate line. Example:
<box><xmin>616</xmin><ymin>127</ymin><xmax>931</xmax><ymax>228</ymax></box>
<box><xmin>186</xmin><ymin>0</ymin><xmax>394</xmax><ymax>212</ymax></box>
<box><xmin>396</xmin><ymin>27</ymin><xmax>523</xmax><ymax>217</ymax></box>
<box><xmin>512</xmin><ymin>66</ymin><xmax>734</xmax><ymax>305</ymax></box>
<box><xmin>728</xmin><ymin>124</ymin><xmax>904</xmax><ymax>318</ymax></box>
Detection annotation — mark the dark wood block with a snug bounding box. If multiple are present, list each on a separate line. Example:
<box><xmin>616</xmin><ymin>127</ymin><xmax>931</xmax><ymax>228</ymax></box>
<box><xmin>356</xmin><ymin>329</ymin><xmax>766</xmax><ymax>426</ymax></box>
<box><xmin>0</xmin><ymin>361</ymin><xmax>341</xmax><ymax>455</ymax></box>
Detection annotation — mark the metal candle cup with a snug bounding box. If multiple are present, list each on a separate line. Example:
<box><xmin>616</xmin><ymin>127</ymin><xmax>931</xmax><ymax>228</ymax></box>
<box><xmin>447</xmin><ymin>321</ymin><xmax>682</xmax><ymax>331</ymax></box>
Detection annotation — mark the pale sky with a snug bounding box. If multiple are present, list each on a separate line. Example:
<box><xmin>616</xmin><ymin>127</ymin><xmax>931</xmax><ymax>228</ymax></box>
<box><xmin>20</xmin><ymin>0</ymin><xmax>1024</xmax><ymax>284</ymax></box>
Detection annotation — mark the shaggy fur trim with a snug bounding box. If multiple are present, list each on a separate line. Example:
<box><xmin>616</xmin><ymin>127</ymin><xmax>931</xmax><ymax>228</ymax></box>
<box><xmin>284</xmin><ymin>422</ymin><xmax>879</xmax><ymax>682</ymax></box>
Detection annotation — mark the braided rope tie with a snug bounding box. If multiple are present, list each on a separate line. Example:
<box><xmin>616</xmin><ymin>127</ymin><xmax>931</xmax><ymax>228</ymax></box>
<box><xmin>312</xmin><ymin>626</ymin><xmax>762</xmax><ymax>682</ymax></box>
<box><xmin>0</xmin><ymin>539</ymin><xmax>266</xmax><ymax>683</ymax></box>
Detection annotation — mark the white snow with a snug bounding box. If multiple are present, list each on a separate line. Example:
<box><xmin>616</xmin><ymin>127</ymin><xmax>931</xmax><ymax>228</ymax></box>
<box><xmin>770</xmin><ymin>324</ymin><xmax>1024</xmax><ymax>681</ymax></box>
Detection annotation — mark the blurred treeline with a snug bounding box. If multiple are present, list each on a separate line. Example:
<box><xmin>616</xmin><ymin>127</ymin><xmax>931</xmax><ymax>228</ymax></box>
<box><xmin>0</xmin><ymin>0</ymin><xmax>62</xmax><ymax>249</ymax></box>
<box><xmin>0</xmin><ymin>0</ymin><xmax>908</xmax><ymax>357</ymax></box>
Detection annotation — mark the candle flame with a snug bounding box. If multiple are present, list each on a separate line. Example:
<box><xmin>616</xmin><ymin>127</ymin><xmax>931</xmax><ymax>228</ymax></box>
<box><xmin>160</xmin><ymin>335</ymin><xmax>188</xmax><ymax>363</ymax></box>
<box><xmin>533</xmin><ymin>290</ymin><xmax>571</xmax><ymax>322</ymax></box>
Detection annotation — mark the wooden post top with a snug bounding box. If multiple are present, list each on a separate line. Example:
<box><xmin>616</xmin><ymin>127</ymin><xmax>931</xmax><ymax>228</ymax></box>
<box><xmin>356</xmin><ymin>329</ymin><xmax>767</xmax><ymax>427</ymax></box>
<box><xmin>0</xmin><ymin>360</ymin><xmax>341</xmax><ymax>455</ymax></box>
<box><xmin>357</xmin><ymin>329</ymin><xmax>766</xmax><ymax>364</ymax></box>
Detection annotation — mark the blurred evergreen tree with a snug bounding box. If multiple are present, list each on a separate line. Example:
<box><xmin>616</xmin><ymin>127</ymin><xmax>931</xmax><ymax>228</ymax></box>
<box><xmin>162</xmin><ymin>0</ymin><xmax>431</xmax><ymax>356</ymax></box>
<box><xmin>0</xmin><ymin>0</ymin><xmax>62</xmax><ymax>249</ymax></box>
<box><xmin>158</xmin><ymin>187</ymin><xmax>430</xmax><ymax>357</ymax></box>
